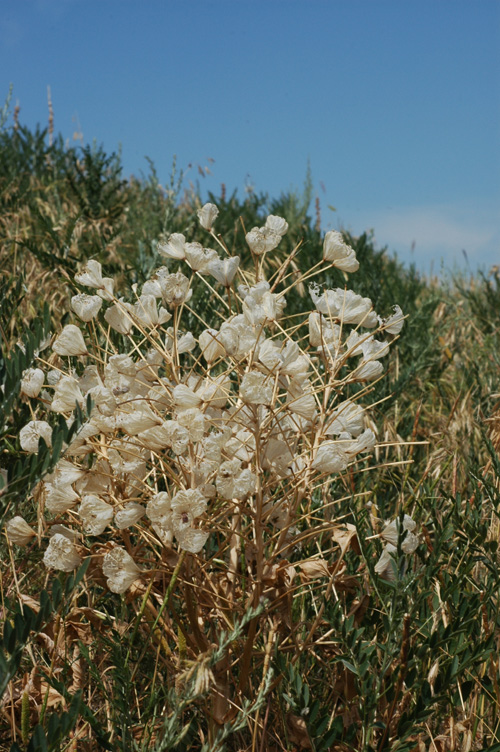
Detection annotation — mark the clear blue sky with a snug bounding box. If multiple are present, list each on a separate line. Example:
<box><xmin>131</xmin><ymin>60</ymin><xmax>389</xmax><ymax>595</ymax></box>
<box><xmin>2</xmin><ymin>0</ymin><xmax>499</xmax><ymax>272</ymax></box>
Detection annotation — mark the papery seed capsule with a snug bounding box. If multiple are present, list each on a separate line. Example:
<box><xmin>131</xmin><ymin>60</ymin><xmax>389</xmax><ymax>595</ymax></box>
<box><xmin>20</xmin><ymin>368</ymin><xmax>44</xmax><ymax>398</ymax></box>
<box><xmin>43</xmin><ymin>533</ymin><xmax>82</xmax><ymax>572</ymax></box>
<box><xmin>115</xmin><ymin>503</ymin><xmax>145</xmax><ymax>530</ymax></box>
<box><xmin>20</xmin><ymin>420</ymin><xmax>52</xmax><ymax>453</ymax></box>
<box><xmin>5</xmin><ymin>516</ymin><xmax>36</xmax><ymax>546</ymax></box>
<box><xmin>71</xmin><ymin>294</ymin><xmax>102</xmax><ymax>322</ymax></box>
<box><xmin>102</xmin><ymin>547</ymin><xmax>142</xmax><ymax>593</ymax></box>
<box><xmin>197</xmin><ymin>203</ymin><xmax>219</xmax><ymax>231</ymax></box>
<box><xmin>322</xmin><ymin>230</ymin><xmax>359</xmax><ymax>272</ymax></box>
<box><xmin>79</xmin><ymin>495</ymin><xmax>114</xmax><ymax>535</ymax></box>
<box><xmin>53</xmin><ymin>325</ymin><xmax>88</xmax><ymax>356</ymax></box>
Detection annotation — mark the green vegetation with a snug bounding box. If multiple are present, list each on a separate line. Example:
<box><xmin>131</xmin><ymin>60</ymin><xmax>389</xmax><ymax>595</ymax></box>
<box><xmin>1</xmin><ymin>103</ymin><xmax>500</xmax><ymax>752</ymax></box>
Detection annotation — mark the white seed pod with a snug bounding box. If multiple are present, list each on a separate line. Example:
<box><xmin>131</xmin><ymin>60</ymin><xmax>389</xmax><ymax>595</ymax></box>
<box><xmin>46</xmin><ymin>369</ymin><xmax>61</xmax><ymax>386</ymax></box>
<box><xmin>287</xmin><ymin>392</ymin><xmax>317</xmax><ymax>421</ymax></box>
<box><xmin>79</xmin><ymin>495</ymin><xmax>114</xmax><ymax>535</ymax></box>
<box><xmin>308</xmin><ymin>312</ymin><xmax>342</xmax><ymax>349</ymax></box>
<box><xmin>97</xmin><ymin>278</ymin><xmax>115</xmax><ymax>301</ymax></box>
<box><xmin>165</xmin><ymin>328</ymin><xmax>196</xmax><ymax>354</ymax></box>
<box><xmin>309</xmin><ymin>286</ymin><xmax>378</xmax><ymax>327</ymax></box>
<box><xmin>258</xmin><ymin>339</ymin><xmax>282</xmax><ymax>371</ymax></box>
<box><xmin>131</xmin><ymin>295</ymin><xmax>171</xmax><ymax>328</ymax></box>
<box><xmin>354</xmin><ymin>359</ymin><xmax>384</xmax><ymax>382</ymax></box>
<box><xmin>146</xmin><ymin>492</ymin><xmax>173</xmax><ymax>530</ymax></box>
<box><xmin>5</xmin><ymin>516</ymin><xmax>36</xmax><ymax>546</ymax></box>
<box><xmin>20</xmin><ymin>420</ymin><xmax>52</xmax><ymax>453</ymax></box>
<box><xmin>164</xmin><ymin>421</ymin><xmax>190</xmax><ymax>455</ymax></box>
<box><xmin>49</xmin><ymin>525</ymin><xmax>79</xmax><ymax>541</ymax></box>
<box><xmin>262</xmin><ymin>439</ymin><xmax>294</xmax><ymax>477</ymax></box>
<box><xmin>66</xmin><ymin>422</ymin><xmax>99</xmax><ymax>456</ymax></box>
<box><xmin>86</xmin><ymin>386</ymin><xmax>116</xmax><ymax>418</ymax></box>
<box><xmin>240</xmin><ymin>372</ymin><xmax>273</xmax><ymax>406</ymax></box>
<box><xmin>325</xmin><ymin>400</ymin><xmax>365</xmax><ymax>437</ymax></box>
<box><xmin>151</xmin><ymin>523</ymin><xmax>174</xmax><ymax>545</ymax></box>
<box><xmin>117</xmin><ymin>404</ymin><xmax>161</xmax><ymax>435</ymax></box>
<box><xmin>75</xmin><ymin>259</ymin><xmax>104</xmax><ymax>288</ymax></box>
<box><xmin>312</xmin><ymin>441</ymin><xmax>348</xmax><ymax>474</ymax></box>
<box><xmin>176</xmin><ymin>528</ymin><xmax>209</xmax><ymax>554</ymax></box>
<box><xmin>275</xmin><ymin>339</ymin><xmax>306</xmax><ymax>372</ymax></box>
<box><xmin>140</xmin><ymin>419</ymin><xmax>189</xmax><ymax>454</ymax></box>
<box><xmin>345</xmin><ymin>331</ymin><xmax>389</xmax><ymax>360</ymax></box>
<box><xmin>43</xmin><ymin>533</ymin><xmax>81</xmax><ymax>572</ymax></box>
<box><xmin>197</xmin><ymin>203</ymin><xmax>219</xmax><ymax>231</ymax></box>
<box><xmin>108</xmin><ymin>439</ymin><xmax>146</xmax><ymax>475</ymax></box>
<box><xmin>44</xmin><ymin>482</ymin><xmax>79</xmax><ymax>513</ymax></box>
<box><xmin>199</xmin><ymin>328</ymin><xmax>225</xmax><ymax>363</ymax></box>
<box><xmin>382</xmin><ymin>305</ymin><xmax>405</xmax><ymax>335</ymax></box>
<box><xmin>45</xmin><ymin>459</ymin><xmax>85</xmax><ymax>487</ymax></box>
<box><xmin>246</xmin><ymin>225</ymin><xmax>281</xmax><ymax>254</ymax></box>
<box><xmin>345</xmin><ymin>428</ymin><xmax>376</xmax><ymax>457</ymax></box>
<box><xmin>104</xmin><ymin>300</ymin><xmax>134</xmax><ymax>335</ymax></box>
<box><xmin>177</xmin><ymin>408</ymin><xmax>205</xmax><ymax>442</ymax></box>
<box><xmin>245</xmin><ymin>227</ymin><xmax>268</xmax><ymax>255</ymax></box>
<box><xmin>207</xmin><ymin>256</ymin><xmax>240</xmax><ymax>286</ymax></box>
<box><xmin>53</xmin><ymin>325</ymin><xmax>87</xmax><ymax>356</ymax></box>
<box><xmin>224</xmin><ymin>427</ymin><xmax>255</xmax><ymax>463</ymax></box>
<box><xmin>137</xmin><ymin>422</ymin><xmax>173</xmax><ymax>452</ymax></box>
<box><xmin>115</xmin><ymin>503</ymin><xmax>145</xmax><ymax>530</ymax></box>
<box><xmin>322</xmin><ymin>230</ymin><xmax>359</xmax><ymax>272</ymax></box>
<box><xmin>75</xmin><ymin>465</ymin><xmax>112</xmax><ymax>499</ymax></box>
<box><xmin>157</xmin><ymin>233</ymin><xmax>186</xmax><ymax>260</ymax></box>
<box><xmin>381</xmin><ymin>515</ymin><xmax>419</xmax><ymax>554</ymax></box>
<box><xmin>20</xmin><ymin>368</ymin><xmax>44</xmax><ymax>398</ymax></box>
<box><xmin>78</xmin><ymin>365</ymin><xmax>102</xmax><ymax>394</ymax></box>
<box><xmin>265</xmin><ymin>215</ymin><xmax>288</xmax><ymax>237</ymax></box>
<box><xmin>241</xmin><ymin>281</ymin><xmax>286</xmax><ymax>325</ymax></box>
<box><xmin>218</xmin><ymin>323</ymin><xmax>239</xmax><ymax>355</ymax></box>
<box><xmin>196</xmin><ymin>374</ymin><xmax>230</xmax><ymax>408</ymax></box>
<box><xmin>170</xmin><ymin>489</ymin><xmax>207</xmax><ymax>534</ymax></box>
<box><xmin>51</xmin><ymin>375</ymin><xmax>84</xmax><ymax>413</ymax></box>
<box><xmin>71</xmin><ymin>294</ymin><xmax>103</xmax><ymax>322</ymax></box>
<box><xmin>216</xmin><ymin>460</ymin><xmax>256</xmax><ymax>500</ymax></box>
<box><xmin>374</xmin><ymin>544</ymin><xmax>397</xmax><ymax>582</ymax></box>
<box><xmin>215</xmin><ymin>458</ymin><xmax>240</xmax><ymax>499</ymax></box>
<box><xmin>102</xmin><ymin>547</ymin><xmax>142</xmax><ymax>593</ymax></box>
<box><xmin>184</xmin><ymin>243</ymin><xmax>218</xmax><ymax>273</ymax></box>
<box><xmin>161</xmin><ymin>272</ymin><xmax>193</xmax><ymax>307</ymax></box>
<box><xmin>173</xmin><ymin>384</ymin><xmax>202</xmax><ymax>411</ymax></box>
<box><xmin>142</xmin><ymin>279</ymin><xmax>162</xmax><ymax>297</ymax></box>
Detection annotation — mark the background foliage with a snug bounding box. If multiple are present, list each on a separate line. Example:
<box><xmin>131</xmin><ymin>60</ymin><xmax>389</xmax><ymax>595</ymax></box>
<box><xmin>1</xmin><ymin>105</ymin><xmax>500</xmax><ymax>752</ymax></box>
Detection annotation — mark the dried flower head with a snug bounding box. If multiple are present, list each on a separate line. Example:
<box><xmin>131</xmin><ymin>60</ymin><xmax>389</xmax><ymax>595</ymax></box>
<box><xmin>20</xmin><ymin>368</ymin><xmax>44</xmax><ymax>398</ymax></box>
<box><xmin>322</xmin><ymin>230</ymin><xmax>359</xmax><ymax>272</ymax></box>
<box><xmin>5</xmin><ymin>516</ymin><xmax>36</xmax><ymax>546</ymax></box>
<box><xmin>102</xmin><ymin>547</ymin><xmax>142</xmax><ymax>593</ymax></box>
<box><xmin>53</xmin><ymin>325</ymin><xmax>87</xmax><ymax>356</ymax></box>
<box><xmin>20</xmin><ymin>420</ymin><xmax>52</xmax><ymax>453</ymax></box>
<box><xmin>71</xmin><ymin>294</ymin><xmax>103</xmax><ymax>322</ymax></box>
<box><xmin>197</xmin><ymin>202</ymin><xmax>219</xmax><ymax>231</ymax></box>
<box><xmin>19</xmin><ymin>202</ymin><xmax>405</xmax><ymax>596</ymax></box>
<box><xmin>43</xmin><ymin>534</ymin><xmax>81</xmax><ymax>572</ymax></box>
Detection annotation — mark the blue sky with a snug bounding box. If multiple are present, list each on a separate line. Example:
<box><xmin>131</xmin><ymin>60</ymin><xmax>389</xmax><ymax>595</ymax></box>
<box><xmin>1</xmin><ymin>0</ymin><xmax>499</xmax><ymax>273</ymax></box>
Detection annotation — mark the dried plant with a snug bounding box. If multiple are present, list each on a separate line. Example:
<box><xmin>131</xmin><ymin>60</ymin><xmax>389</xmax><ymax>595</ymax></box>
<box><xmin>4</xmin><ymin>203</ymin><xmax>412</xmax><ymax>747</ymax></box>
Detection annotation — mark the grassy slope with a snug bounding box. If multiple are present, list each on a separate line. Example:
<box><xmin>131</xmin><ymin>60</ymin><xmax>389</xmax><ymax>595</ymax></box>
<box><xmin>1</xmin><ymin>122</ymin><xmax>499</xmax><ymax>752</ymax></box>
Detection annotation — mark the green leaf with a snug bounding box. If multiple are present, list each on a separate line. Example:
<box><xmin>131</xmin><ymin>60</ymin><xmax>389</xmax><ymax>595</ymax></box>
<box><xmin>339</xmin><ymin>658</ymin><xmax>359</xmax><ymax>675</ymax></box>
<box><xmin>26</xmin><ymin>725</ymin><xmax>48</xmax><ymax>752</ymax></box>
